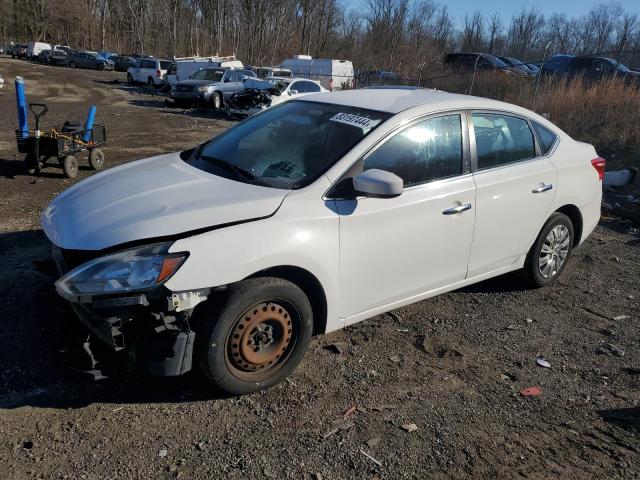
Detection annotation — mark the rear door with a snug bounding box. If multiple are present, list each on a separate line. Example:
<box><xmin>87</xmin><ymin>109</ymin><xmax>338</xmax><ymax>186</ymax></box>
<box><xmin>466</xmin><ymin>112</ymin><xmax>557</xmax><ymax>277</ymax></box>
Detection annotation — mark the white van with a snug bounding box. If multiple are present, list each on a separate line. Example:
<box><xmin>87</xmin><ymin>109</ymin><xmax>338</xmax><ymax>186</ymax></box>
<box><xmin>166</xmin><ymin>56</ymin><xmax>244</xmax><ymax>89</ymax></box>
<box><xmin>280</xmin><ymin>55</ymin><xmax>354</xmax><ymax>91</ymax></box>
<box><xmin>27</xmin><ymin>42</ymin><xmax>52</xmax><ymax>59</ymax></box>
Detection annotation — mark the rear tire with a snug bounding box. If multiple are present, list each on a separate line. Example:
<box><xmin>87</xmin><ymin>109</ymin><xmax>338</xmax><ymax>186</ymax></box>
<box><xmin>88</xmin><ymin>148</ymin><xmax>105</xmax><ymax>170</ymax></box>
<box><xmin>69</xmin><ymin>61</ymin><xmax>76</xmax><ymax>69</ymax></box>
<box><xmin>524</xmin><ymin>212</ymin><xmax>574</xmax><ymax>287</ymax></box>
<box><xmin>63</xmin><ymin>155</ymin><xmax>78</xmax><ymax>179</ymax></box>
<box><xmin>148</xmin><ymin>77</ymin><xmax>155</xmax><ymax>89</ymax></box>
<box><xmin>127</xmin><ymin>73</ymin><xmax>133</xmax><ymax>84</ymax></box>
<box><xmin>196</xmin><ymin>277</ymin><xmax>313</xmax><ymax>395</ymax></box>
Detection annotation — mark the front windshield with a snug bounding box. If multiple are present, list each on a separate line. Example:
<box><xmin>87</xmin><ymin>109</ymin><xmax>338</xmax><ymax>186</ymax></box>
<box><xmin>191</xmin><ymin>69</ymin><xmax>224</xmax><ymax>81</ymax></box>
<box><xmin>187</xmin><ymin>101</ymin><xmax>391</xmax><ymax>189</ymax></box>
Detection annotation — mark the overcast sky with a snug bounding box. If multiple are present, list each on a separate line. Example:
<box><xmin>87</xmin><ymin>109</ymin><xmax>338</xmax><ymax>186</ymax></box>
<box><xmin>347</xmin><ymin>0</ymin><xmax>640</xmax><ymax>26</ymax></box>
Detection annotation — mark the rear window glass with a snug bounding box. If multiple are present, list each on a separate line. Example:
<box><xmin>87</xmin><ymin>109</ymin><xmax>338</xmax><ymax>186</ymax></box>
<box><xmin>160</xmin><ymin>61</ymin><xmax>172</xmax><ymax>69</ymax></box>
<box><xmin>532</xmin><ymin>122</ymin><xmax>558</xmax><ymax>155</ymax></box>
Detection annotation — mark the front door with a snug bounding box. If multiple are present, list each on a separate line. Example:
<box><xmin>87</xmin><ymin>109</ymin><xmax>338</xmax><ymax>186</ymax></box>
<box><xmin>334</xmin><ymin>113</ymin><xmax>477</xmax><ymax>319</ymax></box>
<box><xmin>467</xmin><ymin>112</ymin><xmax>557</xmax><ymax>277</ymax></box>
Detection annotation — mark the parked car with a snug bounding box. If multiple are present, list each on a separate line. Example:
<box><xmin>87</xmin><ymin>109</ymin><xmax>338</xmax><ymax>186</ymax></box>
<box><xmin>170</xmin><ymin>67</ymin><xmax>257</xmax><ymax>108</ymax></box>
<box><xmin>112</xmin><ymin>55</ymin><xmax>136</xmax><ymax>72</ymax></box>
<box><xmin>67</xmin><ymin>51</ymin><xmax>115</xmax><ymax>70</ymax></box>
<box><xmin>49</xmin><ymin>45</ymin><xmax>72</xmax><ymax>66</ymax></box>
<box><xmin>498</xmin><ymin>56</ymin><xmax>535</xmax><ymax>76</ymax></box>
<box><xmin>281</xmin><ymin>55</ymin><xmax>354</xmax><ymax>90</ymax></box>
<box><xmin>12</xmin><ymin>43</ymin><xmax>28</xmax><ymax>59</ymax></box>
<box><xmin>444</xmin><ymin>52</ymin><xmax>526</xmax><ymax>76</ymax></box>
<box><xmin>539</xmin><ymin>54</ymin><xmax>575</xmax><ymax>77</ymax></box>
<box><xmin>226</xmin><ymin>77</ymin><xmax>327</xmax><ymax>117</ymax></box>
<box><xmin>27</xmin><ymin>42</ymin><xmax>51</xmax><ymax>59</ymax></box>
<box><xmin>564</xmin><ymin>56</ymin><xmax>640</xmax><ymax>84</ymax></box>
<box><xmin>165</xmin><ymin>56</ymin><xmax>244</xmax><ymax>90</ymax></box>
<box><xmin>37</xmin><ymin>49</ymin><xmax>52</xmax><ymax>63</ymax></box>
<box><xmin>127</xmin><ymin>58</ymin><xmax>173</xmax><ymax>87</ymax></box>
<box><xmin>41</xmin><ymin>88</ymin><xmax>603</xmax><ymax>394</ymax></box>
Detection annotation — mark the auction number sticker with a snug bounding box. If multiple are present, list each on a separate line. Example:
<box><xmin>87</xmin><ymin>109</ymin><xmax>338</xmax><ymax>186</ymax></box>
<box><xmin>330</xmin><ymin>113</ymin><xmax>381</xmax><ymax>132</ymax></box>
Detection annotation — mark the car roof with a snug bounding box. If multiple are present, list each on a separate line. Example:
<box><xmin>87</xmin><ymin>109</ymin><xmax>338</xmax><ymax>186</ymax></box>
<box><xmin>297</xmin><ymin>88</ymin><xmax>535</xmax><ymax>115</ymax></box>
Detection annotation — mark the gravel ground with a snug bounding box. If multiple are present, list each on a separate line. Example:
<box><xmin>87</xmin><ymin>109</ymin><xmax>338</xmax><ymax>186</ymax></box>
<box><xmin>0</xmin><ymin>57</ymin><xmax>638</xmax><ymax>480</ymax></box>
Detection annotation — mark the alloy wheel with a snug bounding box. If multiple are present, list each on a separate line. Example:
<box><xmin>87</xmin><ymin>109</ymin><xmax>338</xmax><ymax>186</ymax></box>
<box><xmin>538</xmin><ymin>225</ymin><xmax>570</xmax><ymax>278</ymax></box>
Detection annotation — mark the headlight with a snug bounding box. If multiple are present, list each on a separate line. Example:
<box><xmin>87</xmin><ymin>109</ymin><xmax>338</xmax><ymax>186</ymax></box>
<box><xmin>197</xmin><ymin>86</ymin><xmax>209</xmax><ymax>92</ymax></box>
<box><xmin>56</xmin><ymin>242</ymin><xmax>187</xmax><ymax>298</ymax></box>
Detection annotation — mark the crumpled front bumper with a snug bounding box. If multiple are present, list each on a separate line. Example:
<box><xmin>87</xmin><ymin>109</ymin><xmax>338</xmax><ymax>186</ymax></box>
<box><xmin>51</xmin><ymin>245</ymin><xmax>200</xmax><ymax>376</ymax></box>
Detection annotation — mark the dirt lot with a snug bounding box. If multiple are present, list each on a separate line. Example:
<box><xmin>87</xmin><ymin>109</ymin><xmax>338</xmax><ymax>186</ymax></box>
<box><xmin>0</xmin><ymin>57</ymin><xmax>638</xmax><ymax>480</ymax></box>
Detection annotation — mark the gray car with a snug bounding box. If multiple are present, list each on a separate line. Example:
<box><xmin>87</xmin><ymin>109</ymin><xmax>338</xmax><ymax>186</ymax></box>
<box><xmin>170</xmin><ymin>67</ymin><xmax>257</xmax><ymax>108</ymax></box>
<box><xmin>67</xmin><ymin>51</ymin><xmax>114</xmax><ymax>71</ymax></box>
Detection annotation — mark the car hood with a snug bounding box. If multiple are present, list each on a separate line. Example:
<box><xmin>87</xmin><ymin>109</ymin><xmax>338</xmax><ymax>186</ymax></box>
<box><xmin>41</xmin><ymin>152</ymin><xmax>289</xmax><ymax>250</ymax></box>
<box><xmin>178</xmin><ymin>79</ymin><xmax>222</xmax><ymax>87</ymax></box>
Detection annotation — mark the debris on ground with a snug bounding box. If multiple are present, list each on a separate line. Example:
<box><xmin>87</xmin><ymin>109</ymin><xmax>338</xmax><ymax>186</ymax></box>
<box><xmin>158</xmin><ymin>449</ymin><xmax>168</xmax><ymax>458</ymax></box>
<box><xmin>359</xmin><ymin>448</ymin><xmax>383</xmax><ymax>467</ymax></box>
<box><xmin>325</xmin><ymin>342</ymin><xmax>349</xmax><ymax>355</ymax></box>
<box><xmin>611</xmin><ymin>315</ymin><xmax>630</xmax><ymax>321</ymax></box>
<box><xmin>401</xmin><ymin>423</ymin><xmax>418</xmax><ymax>432</ymax></box>
<box><xmin>366</xmin><ymin>437</ymin><xmax>382</xmax><ymax>448</ymax></box>
<box><xmin>536</xmin><ymin>356</ymin><xmax>552</xmax><ymax>368</ymax></box>
<box><xmin>520</xmin><ymin>387</ymin><xmax>542</xmax><ymax>397</ymax></box>
<box><xmin>597</xmin><ymin>343</ymin><xmax>626</xmax><ymax>357</ymax></box>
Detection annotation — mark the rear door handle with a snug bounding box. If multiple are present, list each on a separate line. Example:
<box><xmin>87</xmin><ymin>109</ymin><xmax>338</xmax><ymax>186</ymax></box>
<box><xmin>442</xmin><ymin>203</ymin><xmax>472</xmax><ymax>215</ymax></box>
<box><xmin>532</xmin><ymin>183</ymin><xmax>553</xmax><ymax>193</ymax></box>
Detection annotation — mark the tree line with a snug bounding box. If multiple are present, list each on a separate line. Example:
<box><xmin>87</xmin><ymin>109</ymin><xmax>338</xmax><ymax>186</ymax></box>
<box><xmin>1</xmin><ymin>0</ymin><xmax>639</xmax><ymax>76</ymax></box>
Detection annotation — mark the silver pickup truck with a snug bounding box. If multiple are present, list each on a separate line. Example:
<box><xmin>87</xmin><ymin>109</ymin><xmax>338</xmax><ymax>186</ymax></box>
<box><xmin>170</xmin><ymin>67</ymin><xmax>257</xmax><ymax>108</ymax></box>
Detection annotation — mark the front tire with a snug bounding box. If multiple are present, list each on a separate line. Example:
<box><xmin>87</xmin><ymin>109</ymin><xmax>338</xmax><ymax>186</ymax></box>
<box><xmin>197</xmin><ymin>277</ymin><xmax>313</xmax><ymax>395</ymax></box>
<box><xmin>212</xmin><ymin>92</ymin><xmax>222</xmax><ymax>109</ymax></box>
<box><xmin>69</xmin><ymin>61</ymin><xmax>76</xmax><ymax>69</ymax></box>
<box><xmin>63</xmin><ymin>155</ymin><xmax>78</xmax><ymax>179</ymax></box>
<box><xmin>524</xmin><ymin>212</ymin><xmax>574</xmax><ymax>287</ymax></box>
<box><xmin>88</xmin><ymin>148</ymin><xmax>105</xmax><ymax>170</ymax></box>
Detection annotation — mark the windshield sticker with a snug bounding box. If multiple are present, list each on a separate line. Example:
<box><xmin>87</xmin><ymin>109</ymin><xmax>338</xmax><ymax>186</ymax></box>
<box><xmin>330</xmin><ymin>113</ymin><xmax>381</xmax><ymax>132</ymax></box>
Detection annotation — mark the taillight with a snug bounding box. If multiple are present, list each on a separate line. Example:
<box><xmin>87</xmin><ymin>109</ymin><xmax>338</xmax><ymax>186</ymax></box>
<box><xmin>591</xmin><ymin>157</ymin><xmax>606</xmax><ymax>181</ymax></box>
<box><xmin>329</xmin><ymin>78</ymin><xmax>333</xmax><ymax>91</ymax></box>
<box><xmin>156</xmin><ymin>69</ymin><xmax>162</xmax><ymax>77</ymax></box>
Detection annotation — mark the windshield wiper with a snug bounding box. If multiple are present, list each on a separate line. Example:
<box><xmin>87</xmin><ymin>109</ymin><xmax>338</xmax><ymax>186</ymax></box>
<box><xmin>199</xmin><ymin>155</ymin><xmax>255</xmax><ymax>181</ymax></box>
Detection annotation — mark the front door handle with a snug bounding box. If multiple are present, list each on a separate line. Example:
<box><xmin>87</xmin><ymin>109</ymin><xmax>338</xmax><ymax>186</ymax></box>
<box><xmin>442</xmin><ymin>203</ymin><xmax>472</xmax><ymax>215</ymax></box>
<box><xmin>532</xmin><ymin>183</ymin><xmax>553</xmax><ymax>193</ymax></box>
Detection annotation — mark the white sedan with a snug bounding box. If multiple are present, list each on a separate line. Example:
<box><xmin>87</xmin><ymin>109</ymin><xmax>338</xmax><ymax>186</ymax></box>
<box><xmin>41</xmin><ymin>88</ymin><xmax>603</xmax><ymax>394</ymax></box>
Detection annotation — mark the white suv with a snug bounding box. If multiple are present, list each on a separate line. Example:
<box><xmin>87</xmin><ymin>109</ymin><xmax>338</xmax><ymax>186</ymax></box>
<box><xmin>127</xmin><ymin>58</ymin><xmax>173</xmax><ymax>87</ymax></box>
<box><xmin>42</xmin><ymin>88</ymin><xmax>603</xmax><ymax>394</ymax></box>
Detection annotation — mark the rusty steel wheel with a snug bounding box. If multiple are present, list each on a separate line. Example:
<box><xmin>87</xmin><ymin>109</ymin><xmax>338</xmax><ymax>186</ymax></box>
<box><xmin>226</xmin><ymin>301</ymin><xmax>297</xmax><ymax>380</ymax></box>
<box><xmin>197</xmin><ymin>277</ymin><xmax>313</xmax><ymax>394</ymax></box>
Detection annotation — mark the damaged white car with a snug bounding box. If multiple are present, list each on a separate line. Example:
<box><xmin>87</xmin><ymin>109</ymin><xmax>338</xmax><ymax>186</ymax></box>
<box><xmin>42</xmin><ymin>89</ymin><xmax>603</xmax><ymax>394</ymax></box>
<box><xmin>225</xmin><ymin>77</ymin><xmax>327</xmax><ymax>117</ymax></box>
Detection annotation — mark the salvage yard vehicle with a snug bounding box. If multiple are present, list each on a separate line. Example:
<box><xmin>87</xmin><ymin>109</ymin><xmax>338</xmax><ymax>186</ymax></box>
<box><xmin>49</xmin><ymin>45</ymin><xmax>72</xmax><ymax>66</ymax></box>
<box><xmin>111</xmin><ymin>55</ymin><xmax>136</xmax><ymax>72</ymax></box>
<box><xmin>42</xmin><ymin>88</ymin><xmax>603</xmax><ymax>394</ymax></box>
<box><xmin>12</xmin><ymin>43</ymin><xmax>28</xmax><ymax>58</ymax></box>
<box><xmin>127</xmin><ymin>58</ymin><xmax>173</xmax><ymax>87</ymax></box>
<box><xmin>251</xmin><ymin>66</ymin><xmax>293</xmax><ymax>79</ymax></box>
<box><xmin>165</xmin><ymin>56</ymin><xmax>244</xmax><ymax>90</ymax></box>
<box><xmin>27</xmin><ymin>41</ymin><xmax>52</xmax><ymax>59</ymax></box>
<box><xmin>281</xmin><ymin>55</ymin><xmax>354</xmax><ymax>90</ymax></box>
<box><xmin>68</xmin><ymin>51</ymin><xmax>115</xmax><ymax>70</ymax></box>
<box><xmin>444</xmin><ymin>53</ymin><xmax>527</xmax><ymax>76</ymax></box>
<box><xmin>226</xmin><ymin>77</ymin><xmax>327</xmax><ymax>117</ymax></box>
<box><xmin>170</xmin><ymin>67</ymin><xmax>257</xmax><ymax>108</ymax></box>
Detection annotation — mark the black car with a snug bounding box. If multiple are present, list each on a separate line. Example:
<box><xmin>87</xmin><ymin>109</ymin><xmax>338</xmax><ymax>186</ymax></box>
<box><xmin>37</xmin><ymin>49</ymin><xmax>52</xmax><ymax>63</ymax></box>
<box><xmin>498</xmin><ymin>56</ymin><xmax>535</xmax><ymax>76</ymax></box>
<box><xmin>565</xmin><ymin>56</ymin><xmax>640</xmax><ymax>84</ymax></box>
<box><xmin>539</xmin><ymin>54</ymin><xmax>575</xmax><ymax>78</ymax></box>
<box><xmin>67</xmin><ymin>51</ymin><xmax>115</xmax><ymax>70</ymax></box>
<box><xmin>112</xmin><ymin>55</ymin><xmax>136</xmax><ymax>72</ymax></box>
<box><xmin>49</xmin><ymin>46</ymin><xmax>71</xmax><ymax>66</ymax></box>
<box><xmin>444</xmin><ymin>53</ymin><xmax>524</xmax><ymax>75</ymax></box>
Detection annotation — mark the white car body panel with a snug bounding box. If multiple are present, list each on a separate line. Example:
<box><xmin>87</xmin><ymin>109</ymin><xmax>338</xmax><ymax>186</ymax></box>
<box><xmin>41</xmin><ymin>152</ymin><xmax>289</xmax><ymax>250</ymax></box>
<box><xmin>27</xmin><ymin>42</ymin><xmax>51</xmax><ymax>59</ymax></box>
<box><xmin>41</xmin><ymin>89</ymin><xmax>602</xmax><ymax>335</ymax></box>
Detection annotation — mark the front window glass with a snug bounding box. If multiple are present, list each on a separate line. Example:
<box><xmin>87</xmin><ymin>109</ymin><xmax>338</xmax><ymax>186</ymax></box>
<box><xmin>188</xmin><ymin>101</ymin><xmax>390</xmax><ymax>189</ymax></box>
<box><xmin>473</xmin><ymin>113</ymin><xmax>535</xmax><ymax>170</ymax></box>
<box><xmin>363</xmin><ymin>115</ymin><xmax>463</xmax><ymax>187</ymax></box>
<box><xmin>191</xmin><ymin>69</ymin><xmax>224</xmax><ymax>81</ymax></box>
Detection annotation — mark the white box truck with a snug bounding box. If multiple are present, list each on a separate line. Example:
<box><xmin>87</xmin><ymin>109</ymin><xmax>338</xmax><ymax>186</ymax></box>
<box><xmin>165</xmin><ymin>56</ymin><xmax>244</xmax><ymax>89</ymax></box>
<box><xmin>27</xmin><ymin>42</ymin><xmax>52</xmax><ymax>59</ymax></box>
<box><xmin>280</xmin><ymin>55</ymin><xmax>354</xmax><ymax>91</ymax></box>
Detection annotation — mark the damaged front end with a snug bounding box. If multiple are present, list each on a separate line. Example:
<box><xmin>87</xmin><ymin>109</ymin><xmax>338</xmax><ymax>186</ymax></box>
<box><xmin>52</xmin><ymin>242</ymin><xmax>207</xmax><ymax>376</ymax></box>
<box><xmin>226</xmin><ymin>78</ymin><xmax>288</xmax><ymax>117</ymax></box>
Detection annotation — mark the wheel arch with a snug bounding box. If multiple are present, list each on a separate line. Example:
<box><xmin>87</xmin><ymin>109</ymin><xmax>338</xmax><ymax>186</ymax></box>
<box><xmin>554</xmin><ymin>204</ymin><xmax>583</xmax><ymax>246</ymax></box>
<box><xmin>247</xmin><ymin>265</ymin><xmax>327</xmax><ymax>336</ymax></box>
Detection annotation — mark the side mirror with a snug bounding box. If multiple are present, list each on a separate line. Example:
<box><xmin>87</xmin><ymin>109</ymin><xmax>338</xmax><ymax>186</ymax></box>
<box><xmin>352</xmin><ymin>169</ymin><xmax>403</xmax><ymax>198</ymax></box>
<box><xmin>289</xmin><ymin>89</ymin><xmax>298</xmax><ymax>95</ymax></box>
